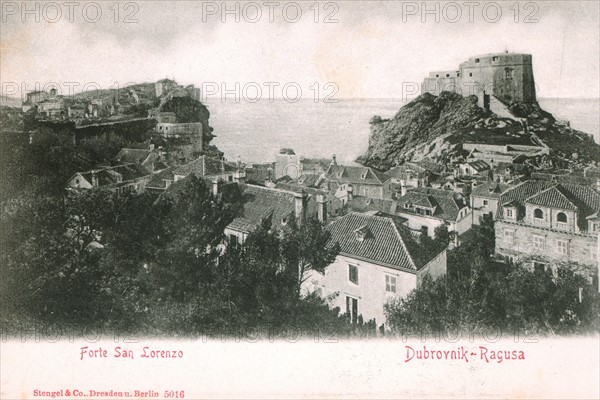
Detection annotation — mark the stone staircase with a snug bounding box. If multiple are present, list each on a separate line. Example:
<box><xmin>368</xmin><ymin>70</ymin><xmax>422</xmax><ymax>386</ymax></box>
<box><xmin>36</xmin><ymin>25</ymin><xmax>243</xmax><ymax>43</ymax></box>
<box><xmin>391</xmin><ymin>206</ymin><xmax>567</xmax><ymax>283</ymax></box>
<box><xmin>489</xmin><ymin>96</ymin><xmax>517</xmax><ymax>120</ymax></box>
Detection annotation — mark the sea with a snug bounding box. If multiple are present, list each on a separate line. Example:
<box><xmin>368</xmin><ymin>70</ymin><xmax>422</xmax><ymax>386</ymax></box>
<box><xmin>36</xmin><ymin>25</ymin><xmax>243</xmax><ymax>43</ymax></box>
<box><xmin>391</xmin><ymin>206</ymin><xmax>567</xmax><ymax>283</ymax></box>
<box><xmin>205</xmin><ymin>97</ymin><xmax>599</xmax><ymax>164</ymax></box>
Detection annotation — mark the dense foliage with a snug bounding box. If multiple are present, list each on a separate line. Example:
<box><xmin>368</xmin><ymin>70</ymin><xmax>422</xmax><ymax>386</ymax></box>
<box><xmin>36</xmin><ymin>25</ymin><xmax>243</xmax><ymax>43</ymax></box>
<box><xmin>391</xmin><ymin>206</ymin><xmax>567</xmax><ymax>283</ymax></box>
<box><xmin>385</xmin><ymin>220</ymin><xmax>600</xmax><ymax>336</ymax></box>
<box><xmin>0</xmin><ymin>177</ymin><xmax>362</xmax><ymax>337</ymax></box>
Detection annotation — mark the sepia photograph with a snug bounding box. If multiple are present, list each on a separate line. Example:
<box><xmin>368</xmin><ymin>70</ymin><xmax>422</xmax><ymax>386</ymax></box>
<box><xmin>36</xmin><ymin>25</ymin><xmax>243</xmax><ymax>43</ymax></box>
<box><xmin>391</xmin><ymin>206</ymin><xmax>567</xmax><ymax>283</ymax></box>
<box><xmin>1</xmin><ymin>1</ymin><xmax>599</xmax><ymax>398</ymax></box>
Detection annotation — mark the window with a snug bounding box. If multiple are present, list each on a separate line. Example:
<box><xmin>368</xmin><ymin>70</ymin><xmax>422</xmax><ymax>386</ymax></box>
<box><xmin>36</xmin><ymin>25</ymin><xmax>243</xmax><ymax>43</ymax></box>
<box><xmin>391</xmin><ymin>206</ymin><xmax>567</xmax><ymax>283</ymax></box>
<box><xmin>533</xmin><ymin>262</ymin><xmax>546</xmax><ymax>273</ymax></box>
<box><xmin>557</xmin><ymin>212</ymin><xmax>568</xmax><ymax>223</ymax></box>
<box><xmin>492</xmin><ymin>56</ymin><xmax>499</xmax><ymax>62</ymax></box>
<box><xmin>504</xmin><ymin>230</ymin><xmax>514</xmax><ymax>243</ymax></box>
<box><xmin>348</xmin><ymin>265</ymin><xmax>359</xmax><ymax>285</ymax></box>
<box><xmin>483</xmin><ymin>200</ymin><xmax>489</xmax><ymax>206</ymax></box>
<box><xmin>446</xmin><ymin>74</ymin><xmax>450</xmax><ymax>77</ymax></box>
<box><xmin>385</xmin><ymin>275</ymin><xmax>397</xmax><ymax>293</ymax></box>
<box><xmin>435</xmin><ymin>74</ymin><xmax>439</xmax><ymax>78</ymax></box>
<box><xmin>505</xmin><ymin>69</ymin><xmax>512</xmax><ymax>79</ymax></box>
<box><xmin>346</xmin><ymin>296</ymin><xmax>358</xmax><ymax>324</ymax></box>
<box><xmin>506</xmin><ymin>208</ymin><xmax>514</xmax><ymax>218</ymax></box>
<box><xmin>557</xmin><ymin>240</ymin><xmax>568</xmax><ymax>255</ymax></box>
<box><xmin>229</xmin><ymin>234</ymin><xmax>239</xmax><ymax>248</ymax></box>
<box><xmin>532</xmin><ymin>234</ymin><xmax>545</xmax><ymax>250</ymax></box>
<box><xmin>469</xmin><ymin>72</ymin><xmax>473</xmax><ymax>77</ymax></box>
<box><xmin>534</xmin><ymin>208</ymin><xmax>544</xmax><ymax>219</ymax></box>
<box><xmin>475</xmin><ymin>58</ymin><xmax>480</xmax><ymax>63</ymax></box>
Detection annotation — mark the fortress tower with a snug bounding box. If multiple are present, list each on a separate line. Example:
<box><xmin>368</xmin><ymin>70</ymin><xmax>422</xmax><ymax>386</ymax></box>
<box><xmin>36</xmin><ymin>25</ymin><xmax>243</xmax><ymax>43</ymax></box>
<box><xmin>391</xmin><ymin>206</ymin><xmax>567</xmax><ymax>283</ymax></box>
<box><xmin>422</xmin><ymin>52</ymin><xmax>536</xmax><ymax>109</ymax></box>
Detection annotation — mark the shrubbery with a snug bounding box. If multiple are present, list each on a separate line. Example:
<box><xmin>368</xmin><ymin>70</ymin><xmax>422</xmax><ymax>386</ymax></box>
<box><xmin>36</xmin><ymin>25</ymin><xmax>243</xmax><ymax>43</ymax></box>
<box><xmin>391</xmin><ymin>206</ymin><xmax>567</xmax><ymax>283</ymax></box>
<box><xmin>385</xmin><ymin>220</ymin><xmax>600</xmax><ymax>335</ymax></box>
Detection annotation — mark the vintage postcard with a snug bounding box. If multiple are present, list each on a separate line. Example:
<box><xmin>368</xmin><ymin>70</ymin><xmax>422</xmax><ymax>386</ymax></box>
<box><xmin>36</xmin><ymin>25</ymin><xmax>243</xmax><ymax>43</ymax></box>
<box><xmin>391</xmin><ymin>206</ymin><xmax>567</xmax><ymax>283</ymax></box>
<box><xmin>1</xmin><ymin>1</ymin><xmax>599</xmax><ymax>399</ymax></box>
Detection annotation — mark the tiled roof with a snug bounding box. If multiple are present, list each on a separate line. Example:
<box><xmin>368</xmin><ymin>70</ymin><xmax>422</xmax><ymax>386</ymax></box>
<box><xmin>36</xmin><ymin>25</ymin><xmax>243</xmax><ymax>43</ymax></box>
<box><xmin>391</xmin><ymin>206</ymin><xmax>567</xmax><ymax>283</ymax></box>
<box><xmin>173</xmin><ymin>156</ymin><xmax>237</xmax><ymax>177</ymax></box>
<box><xmin>290</xmin><ymin>174</ymin><xmax>322</xmax><ymax>188</ymax></box>
<box><xmin>275</xmin><ymin>182</ymin><xmax>327</xmax><ymax>196</ymax></box>
<box><xmin>146</xmin><ymin>167</ymin><xmax>175</xmax><ymax>190</ymax></box>
<box><xmin>467</xmin><ymin>160</ymin><xmax>491</xmax><ymax>171</ymax></box>
<box><xmin>325</xmin><ymin>165</ymin><xmax>391</xmax><ymax>185</ymax></box>
<box><xmin>113</xmin><ymin>148</ymin><xmax>155</xmax><ymax>165</ymax></box>
<box><xmin>471</xmin><ymin>182</ymin><xmax>511</xmax><ymax>198</ymax></box>
<box><xmin>497</xmin><ymin>180</ymin><xmax>600</xmax><ymax>230</ymax></box>
<box><xmin>325</xmin><ymin>212</ymin><xmax>437</xmax><ymax>272</ymax></box>
<box><xmin>346</xmin><ymin>196</ymin><xmax>397</xmax><ymax>214</ymax></box>
<box><xmin>396</xmin><ymin>187</ymin><xmax>467</xmax><ymax>221</ymax></box>
<box><xmin>112</xmin><ymin>164</ymin><xmax>151</xmax><ymax>181</ymax></box>
<box><xmin>526</xmin><ymin>186</ymin><xmax>578</xmax><ymax>210</ymax></box>
<box><xmin>386</xmin><ymin>163</ymin><xmax>428</xmax><ymax>180</ymax></box>
<box><xmin>497</xmin><ymin>180</ymin><xmax>555</xmax><ymax>220</ymax></box>
<box><xmin>227</xmin><ymin>185</ymin><xmax>297</xmax><ymax>234</ymax></box>
<box><xmin>79</xmin><ymin>163</ymin><xmax>150</xmax><ymax>187</ymax></box>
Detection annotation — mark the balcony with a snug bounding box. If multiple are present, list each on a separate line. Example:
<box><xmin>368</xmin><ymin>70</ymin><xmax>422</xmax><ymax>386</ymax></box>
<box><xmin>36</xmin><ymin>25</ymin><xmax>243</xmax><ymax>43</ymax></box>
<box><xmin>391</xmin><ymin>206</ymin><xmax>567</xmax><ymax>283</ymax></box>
<box><xmin>531</xmin><ymin>218</ymin><xmax>546</xmax><ymax>227</ymax></box>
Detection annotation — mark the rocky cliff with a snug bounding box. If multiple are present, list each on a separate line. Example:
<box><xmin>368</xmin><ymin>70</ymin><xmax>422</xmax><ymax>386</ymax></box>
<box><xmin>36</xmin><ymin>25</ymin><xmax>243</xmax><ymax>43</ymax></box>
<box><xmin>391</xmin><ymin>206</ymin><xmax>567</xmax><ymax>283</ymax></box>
<box><xmin>358</xmin><ymin>91</ymin><xmax>599</xmax><ymax>171</ymax></box>
<box><xmin>160</xmin><ymin>96</ymin><xmax>215</xmax><ymax>144</ymax></box>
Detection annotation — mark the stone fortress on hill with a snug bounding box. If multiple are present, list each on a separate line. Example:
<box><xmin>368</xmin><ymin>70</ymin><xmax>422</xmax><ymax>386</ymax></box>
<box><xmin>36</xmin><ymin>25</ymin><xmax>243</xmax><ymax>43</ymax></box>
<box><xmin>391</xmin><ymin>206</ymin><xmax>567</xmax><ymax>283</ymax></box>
<box><xmin>421</xmin><ymin>51</ymin><xmax>536</xmax><ymax>110</ymax></box>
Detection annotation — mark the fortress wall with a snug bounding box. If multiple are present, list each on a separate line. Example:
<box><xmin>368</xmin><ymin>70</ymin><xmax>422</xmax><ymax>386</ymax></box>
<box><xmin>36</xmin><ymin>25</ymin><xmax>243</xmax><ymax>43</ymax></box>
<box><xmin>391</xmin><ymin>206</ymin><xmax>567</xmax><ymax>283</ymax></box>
<box><xmin>422</xmin><ymin>53</ymin><xmax>536</xmax><ymax>106</ymax></box>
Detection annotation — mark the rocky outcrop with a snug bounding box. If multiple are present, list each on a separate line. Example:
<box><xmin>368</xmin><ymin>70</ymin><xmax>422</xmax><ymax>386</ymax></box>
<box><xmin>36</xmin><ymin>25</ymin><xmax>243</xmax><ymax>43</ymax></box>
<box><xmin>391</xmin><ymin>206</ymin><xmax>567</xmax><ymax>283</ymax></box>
<box><xmin>357</xmin><ymin>92</ymin><xmax>489</xmax><ymax>170</ymax></box>
<box><xmin>358</xmin><ymin>91</ymin><xmax>600</xmax><ymax>171</ymax></box>
<box><xmin>160</xmin><ymin>96</ymin><xmax>215</xmax><ymax>145</ymax></box>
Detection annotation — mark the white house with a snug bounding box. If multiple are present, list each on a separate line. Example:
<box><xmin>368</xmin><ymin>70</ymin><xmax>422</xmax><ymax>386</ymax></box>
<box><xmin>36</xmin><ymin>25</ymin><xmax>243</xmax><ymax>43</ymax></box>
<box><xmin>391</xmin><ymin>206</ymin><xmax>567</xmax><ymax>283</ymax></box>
<box><xmin>303</xmin><ymin>212</ymin><xmax>447</xmax><ymax>328</ymax></box>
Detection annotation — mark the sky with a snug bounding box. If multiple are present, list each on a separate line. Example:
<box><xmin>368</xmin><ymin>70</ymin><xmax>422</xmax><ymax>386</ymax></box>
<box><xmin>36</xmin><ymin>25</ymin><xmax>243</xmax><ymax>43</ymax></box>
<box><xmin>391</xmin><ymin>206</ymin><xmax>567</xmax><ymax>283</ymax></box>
<box><xmin>1</xmin><ymin>0</ymin><xmax>599</xmax><ymax>99</ymax></box>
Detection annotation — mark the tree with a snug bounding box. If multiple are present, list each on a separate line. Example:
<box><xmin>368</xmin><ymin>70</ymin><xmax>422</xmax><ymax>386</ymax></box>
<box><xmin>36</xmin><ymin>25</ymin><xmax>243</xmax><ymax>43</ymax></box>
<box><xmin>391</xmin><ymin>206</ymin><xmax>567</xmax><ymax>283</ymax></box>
<box><xmin>281</xmin><ymin>218</ymin><xmax>340</xmax><ymax>300</ymax></box>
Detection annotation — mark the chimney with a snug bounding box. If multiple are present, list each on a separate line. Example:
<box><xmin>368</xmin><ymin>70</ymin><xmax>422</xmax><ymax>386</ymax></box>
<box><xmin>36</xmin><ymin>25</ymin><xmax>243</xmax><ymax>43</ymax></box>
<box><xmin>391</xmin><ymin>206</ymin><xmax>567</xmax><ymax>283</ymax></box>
<box><xmin>212</xmin><ymin>179</ymin><xmax>223</xmax><ymax>196</ymax></box>
<box><xmin>400</xmin><ymin>181</ymin><xmax>407</xmax><ymax>197</ymax></box>
<box><xmin>316</xmin><ymin>194</ymin><xmax>327</xmax><ymax>223</ymax></box>
<box><xmin>347</xmin><ymin>185</ymin><xmax>353</xmax><ymax>201</ymax></box>
<box><xmin>91</xmin><ymin>171</ymin><xmax>99</xmax><ymax>187</ymax></box>
<box><xmin>294</xmin><ymin>190</ymin><xmax>308</xmax><ymax>226</ymax></box>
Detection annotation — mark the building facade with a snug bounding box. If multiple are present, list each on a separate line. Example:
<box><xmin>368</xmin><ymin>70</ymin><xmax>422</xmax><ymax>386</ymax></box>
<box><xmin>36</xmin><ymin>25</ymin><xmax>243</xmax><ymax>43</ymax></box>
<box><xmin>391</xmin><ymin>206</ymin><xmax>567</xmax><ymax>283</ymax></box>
<box><xmin>303</xmin><ymin>212</ymin><xmax>447</xmax><ymax>327</ymax></box>
<box><xmin>422</xmin><ymin>52</ymin><xmax>536</xmax><ymax>108</ymax></box>
<box><xmin>495</xmin><ymin>180</ymin><xmax>600</xmax><ymax>280</ymax></box>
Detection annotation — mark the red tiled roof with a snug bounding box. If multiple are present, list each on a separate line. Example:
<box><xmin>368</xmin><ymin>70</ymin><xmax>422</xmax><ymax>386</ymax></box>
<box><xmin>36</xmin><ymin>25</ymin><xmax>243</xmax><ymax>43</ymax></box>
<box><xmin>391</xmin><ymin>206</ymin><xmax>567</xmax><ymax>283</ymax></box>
<box><xmin>326</xmin><ymin>165</ymin><xmax>391</xmax><ymax>185</ymax></box>
<box><xmin>113</xmin><ymin>148</ymin><xmax>156</xmax><ymax>165</ymax></box>
<box><xmin>173</xmin><ymin>156</ymin><xmax>236</xmax><ymax>177</ymax></box>
<box><xmin>396</xmin><ymin>187</ymin><xmax>467</xmax><ymax>221</ymax></box>
<box><xmin>326</xmin><ymin>212</ymin><xmax>438</xmax><ymax>272</ymax></box>
<box><xmin>526</xmin><ymin>186</ymin><xmax>578</xmax><ymax>210</ymax></box>
<box><xmin>497</xmin><ymin>180</ymin><xmax>600</xmax><ymax>230</ymax></box>
<box><xmin>471</xmin><ymin>182</ymin><xmax>511</xmax><ymax>198</ymax></box>
<box><xmin>227</xmin><ymin>185</ymin><xmax>297</xmax><ymax>234</ymax></box>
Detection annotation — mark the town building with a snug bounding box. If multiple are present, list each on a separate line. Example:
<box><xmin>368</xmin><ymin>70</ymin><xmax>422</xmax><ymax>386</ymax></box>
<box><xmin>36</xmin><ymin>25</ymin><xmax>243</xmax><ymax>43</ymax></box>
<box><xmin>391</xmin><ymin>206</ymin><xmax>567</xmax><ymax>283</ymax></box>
<box><xmin>470</xmin><ymin>181</ymin><xmax>511</xmax><ymax>225</ymax></box>
<box><xmin>464</xmin><ymin>142</ymin><xmax>548</xmax><ymax>165</ymax></box>
<box><xmin>224</xmin><ymin>185</ymin><xmax>321</xmax><ymax>246</ymax></box>
<box><xmin>156</xmin><ymin>122</ymin><xmax>204</xmax><ymax>139</ymax></box>
<box><xmin>324</xmin><ymin>164</ymin><xmax>393</xmax><ymax>199</ymax></box>
<box><xmin>172</xmin><ymin>156</ymin><xmax>243</xmax><ymax>183</ymax></box>
<box><xmin>66</xmin><ymin>163</ymin><xmax>151</xmax><ymax>195</ymax></box>
<box><xmin>112</xmin><ymin>148</ymin><xmax>165</xmax><ymax>174</ymax></box>
<box><xmin>394</xmin><ymin>187</ymin><xmax>472</xmax><ymax>240</ymax></box>
<box><xmin>302</xmin><ymin>212</ymin><xmax>447</xmax><ymax>327</ymax></box>
<box><xmin>455</xmin><ymin>160</ymin><xmax>492</xmax><ymax>178</ymax></box>
<box><xmin>495</xmin><ymin>180</ymin><xmax>600</xmax><ymax>280</ymax></box>
<box><xmin>385</xmin><ymin>162</ymin><xmax>433</xmax><ymax>189</ymax></box>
